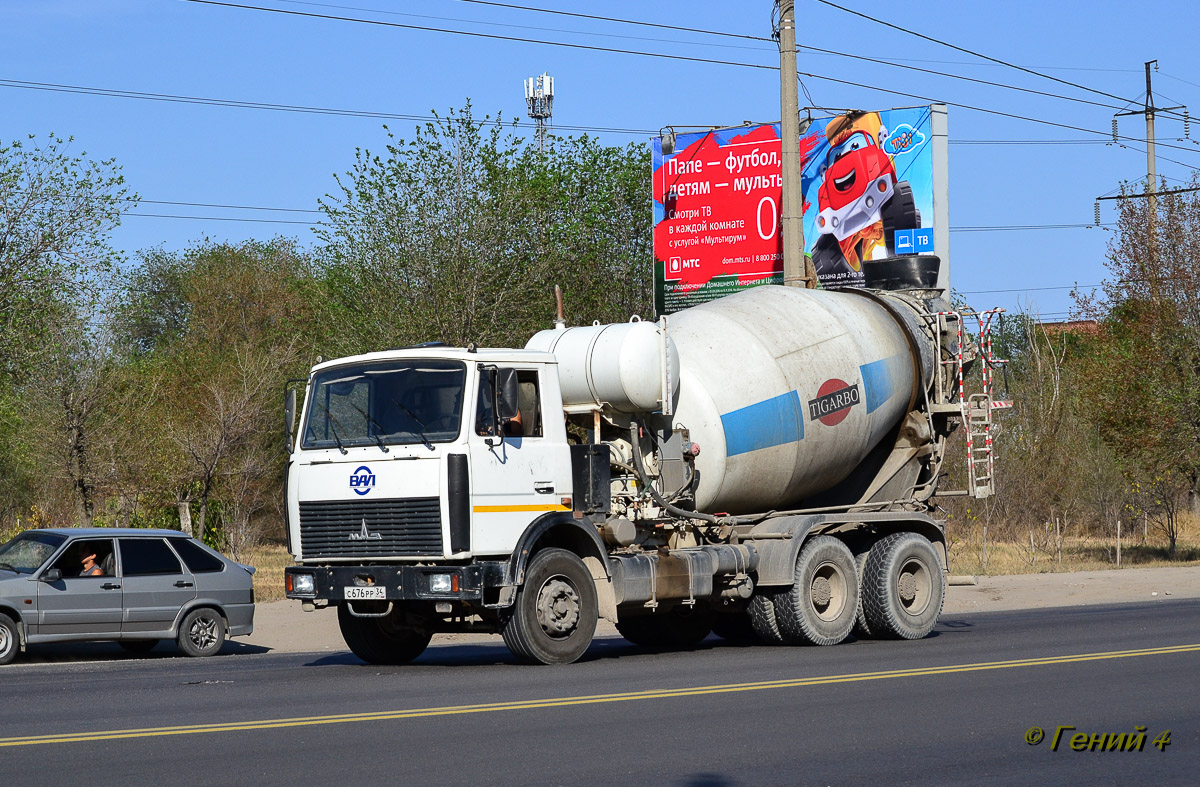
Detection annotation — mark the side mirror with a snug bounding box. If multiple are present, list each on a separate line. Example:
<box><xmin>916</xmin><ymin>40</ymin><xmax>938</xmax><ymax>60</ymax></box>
<box><xmin>40</xmin><ymin>568</ymin><xmax>62</xmax><ymax>583</ymax></box>
<box><xmin>285</xmin><ymin>388</ymin><xmax>297</xmax><ymax>453</ymax></box>
<box><xmin>496</xmin><ymin>368</ymin><xmax>520</xmax><ymax>421</ymax></box>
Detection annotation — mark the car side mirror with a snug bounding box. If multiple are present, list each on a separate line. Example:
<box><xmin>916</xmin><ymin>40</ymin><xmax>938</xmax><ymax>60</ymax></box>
<box><xmin>497</xmin><ymin>368</ymin><xmax>520</xmax><ymax>421</ymax></box>
<box><xmin>40</xmin><ymin>568</ymin><xmax>62</xmax><ymax>583</ymax></box>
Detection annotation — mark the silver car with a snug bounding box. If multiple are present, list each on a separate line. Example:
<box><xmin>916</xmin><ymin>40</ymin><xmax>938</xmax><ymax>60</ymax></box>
<box><xmin>0</xmin><ymin>528</ymin><xmax>255</xmax><ymax>664</ymax></box>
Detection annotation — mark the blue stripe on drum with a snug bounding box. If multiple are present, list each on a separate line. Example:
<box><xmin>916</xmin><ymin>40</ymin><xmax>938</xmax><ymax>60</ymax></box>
<box><xmin>720</xmin><ymin>390</ymin><xmax>804</xmax><ymax>456</ymax></box>
<box><xmin>860</xmin><ymin>354</ymin><xmax>907</xmax><ymax>413</ymax></box>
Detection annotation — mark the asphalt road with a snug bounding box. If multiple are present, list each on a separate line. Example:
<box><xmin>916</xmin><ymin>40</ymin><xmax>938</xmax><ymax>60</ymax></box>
<box><xmin>2</xmin><ymin>601</ymin><xmax>1198</xmax><ymax>786</ymax></box>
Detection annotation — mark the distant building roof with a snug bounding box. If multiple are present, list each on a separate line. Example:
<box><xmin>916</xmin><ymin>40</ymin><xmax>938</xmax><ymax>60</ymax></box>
<box><xmin>1038</xmin><ymin>319</ymin><xmax>1100</xmax><ymax>335</ymax></box>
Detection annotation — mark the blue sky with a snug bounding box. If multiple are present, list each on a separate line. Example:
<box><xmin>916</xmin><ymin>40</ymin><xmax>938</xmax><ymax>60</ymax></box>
<box><xmin>4</xmin><ymin>0</ymin><xmax>1198</xmax><ymax>321</ymax></box>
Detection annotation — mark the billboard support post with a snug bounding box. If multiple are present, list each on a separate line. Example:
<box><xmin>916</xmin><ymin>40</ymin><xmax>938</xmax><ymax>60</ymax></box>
<box><xmin>777</xmin><ymin>0</ymin><xmax>810</xmax><ymax>288</ymax></box>
<box><xmin>931</xmin><ymin>103</ymin><xmax>951</xmax><ymax>292</ymax></box>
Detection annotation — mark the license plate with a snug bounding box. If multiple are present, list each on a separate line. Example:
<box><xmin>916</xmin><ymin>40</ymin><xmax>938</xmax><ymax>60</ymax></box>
<box><xmin>344</xmin><ymin>586</ymin><xmax>386</xmax><ymax>600</ymax></box>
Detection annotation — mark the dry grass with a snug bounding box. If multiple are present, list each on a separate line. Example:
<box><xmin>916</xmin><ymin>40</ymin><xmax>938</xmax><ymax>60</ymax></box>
<box><xmin>242</xmin><ymin>543</ymin><xmax>294</xmax><ymax>602</ymax></box>
<box><xmin>946</xmin><ymin>525</ymin><xmax>1200</xmax><ymax>576</ymax></box>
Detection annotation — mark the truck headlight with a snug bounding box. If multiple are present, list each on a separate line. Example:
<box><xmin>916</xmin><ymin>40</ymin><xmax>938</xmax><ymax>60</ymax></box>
<box><xmin>429</xmin><ymin>574</ymin><xmax>453</xmax><ymax>593</ymax></box>
<box><xmin>290</xmin><ymin>573</ymin><xmax>316</xmax><ymax>595</ymax></box>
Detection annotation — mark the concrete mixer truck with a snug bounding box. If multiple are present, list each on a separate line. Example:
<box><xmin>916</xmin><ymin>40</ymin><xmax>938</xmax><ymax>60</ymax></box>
<box><xmin>282</xmin><ymin>256</ymin><xmax>1005</xmax><ymax>665</ymax></box>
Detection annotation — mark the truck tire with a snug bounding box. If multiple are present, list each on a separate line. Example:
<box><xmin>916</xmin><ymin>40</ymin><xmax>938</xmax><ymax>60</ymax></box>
<box><xmin>337</xmin><ymin>603</ymin><xmax>433</xmax><ymax>665</ymax></box>
<box><xmin>881</xmin><ymin>181</ymin><xmax>921</xmax><ymax>255</ymax></box>
<box><xmin>749</xmin><ymin>591</ymin><xmax>785</xmax><ymax>644</ymax></box>
<box><xmin>0</xmin><ymin>613</ymin><xmax>18</xmax><ymax>665</ymax></box>
<box><xmin>773</xmin><ymin>535</ymin><xmax>858</xmax><ymax>646</ymax></box>
<box><xmin>861</xmin><ymin>532</ymin><xmax>945</xmax><ymax>640</ymax></box>
<box><xmin>616</xmin><ymin>605</ymin><xmax>712</xmax><ymax>649</ymax></box>
<box><xmin>711</xmin><ymin>611</ymin><xmax>758</xmax><ymax>643</ymax></box>
<box><xmin>852</xmin><ymin>551</ymin><xmax>875</xmax><ymax>639</ymax></box>
<box><xmin>501</xmin><ymin>548</ymin><xmax>597</xmax><ymax>665</ymax></box>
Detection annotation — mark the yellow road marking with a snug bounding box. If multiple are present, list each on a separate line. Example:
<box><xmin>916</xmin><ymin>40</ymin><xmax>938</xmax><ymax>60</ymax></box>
<box><xmin>472</xmin><ymin>504</ymin><xmax>571</xmax><ymax>513</ymax></box>
<box><xmin>4</xmin><ymin>642</ymin><xmax>1198</xmax><ymax>747</ymax></box>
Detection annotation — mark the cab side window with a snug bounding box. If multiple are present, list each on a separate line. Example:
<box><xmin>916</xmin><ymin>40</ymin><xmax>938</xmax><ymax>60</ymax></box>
<box><xmin>50</xmin><ymin>539</ymin><xmax>115</xmax><ymax>578</ymax></box>
<box><xmin>475</xmin><ymin>368</ymin><xmax>542</xmax><ymax>438</ymax></box>
<box><xmin>119</xmin><ymin>538</ymin><xmax>184</xmax><ymax>576</ymax></box>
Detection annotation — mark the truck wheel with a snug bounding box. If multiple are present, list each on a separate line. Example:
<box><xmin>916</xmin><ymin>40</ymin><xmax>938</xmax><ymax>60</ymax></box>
<box><xmin>617</xmin><ymin>605</ymin><xmax>711</xmax><ymax>649</ymax></box>
<box><xmin>749</xmin><ymin>591</ymin><xmax>785</xmax><ymax>644</ymax></box>
<box><xmin>774</xmin><ymin>535</ymin><xmax>858</xmax><ymax>646</ymax></box>
<box><xmin>881</xmin><ymin>181</ymin><xmax>921</xmax><ymax>255</ymax></box>
<box><xmin>861</xmin><ymin>532</ymin><xmax>945</xmax><ymax>640</ymax></box>
<box><xmin>501</xmin><ymin>548</ymin><xmax>597</xmax><ymax>665</ymax></box>
<box><xmin>177</xmin><ymin>608</ymin><xmax>226</xmax><ymax>657</ymax></box>
<box><xmin>0</xmin><ymin>613</ymin><xmax>19</xmax><ymax>665</ymax></box>
<box><xmin>711</xmin><ymin>611</ymin><xmax>758</xmax><ymax>643</ymax></box>
<box><xmin>852</xmin><ymin>551</ymin><xmax>875</xmax><ymax>639</ymax></box>
<box><xmin>337</xmin><ymin>604</ymin><xmax>433</xmax><ymax>665</ymax></box>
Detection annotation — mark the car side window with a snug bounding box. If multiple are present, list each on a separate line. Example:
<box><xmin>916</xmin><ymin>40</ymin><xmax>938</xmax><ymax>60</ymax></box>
<box><xmin>119</xmin><ymin>538</ymin><xmax>184</xmax><ymax>576</ymax></box>
<box><xmin>50</xmin><ymin>539</ymin><xmax>115</xmax><ymax>578</ymax></box>
<box><xmin>169</xmin><ymin>539</ymin><xmax>225</xmax><ymax>573</ymax></box>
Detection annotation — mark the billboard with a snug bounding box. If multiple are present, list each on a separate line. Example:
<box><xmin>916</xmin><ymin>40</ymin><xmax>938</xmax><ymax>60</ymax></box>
<box><xmin>652</xmin><ymin>105</ymin><xmax>948</xmax><ymax>315</ymax></box>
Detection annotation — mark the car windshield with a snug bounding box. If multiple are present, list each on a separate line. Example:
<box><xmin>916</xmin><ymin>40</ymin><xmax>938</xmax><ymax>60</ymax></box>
<box><xmin>825</xmin><ymin>131</ymin><xmax>874</xmax><ymax>168</ymax></box>
<box><xmin>0</xmin><ymin>532</ymin><xmax>67</xmax><ymax>574</ymax></box>
<box><xmin>301</xmin><ymin>359</ymin><xmax>467</xmax><ymax>450</ymax></box>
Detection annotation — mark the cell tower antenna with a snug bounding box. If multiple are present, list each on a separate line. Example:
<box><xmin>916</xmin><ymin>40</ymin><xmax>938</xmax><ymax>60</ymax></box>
<box><xmin>524</xmin><ymin>72</ymin><xmax>554</xmax><ymax>153</ymax></box>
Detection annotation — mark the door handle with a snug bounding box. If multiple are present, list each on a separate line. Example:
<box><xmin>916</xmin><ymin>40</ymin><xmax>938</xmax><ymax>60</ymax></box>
<box><xmin>101</xmin><ymin>583</ymin><xmax>121</xmax><ymax>590</ymax></box>
<box><xmin>534</xmin><ymin>484</ymin><xmax>554</xmax><ymax>494</ymax></box>
<box><xmin>174</xmin><ymin>581</ymin><xmax>194</xmax><ymax>588</ymax></box>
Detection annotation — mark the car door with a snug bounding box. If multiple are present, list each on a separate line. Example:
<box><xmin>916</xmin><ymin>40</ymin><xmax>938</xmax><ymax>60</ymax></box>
<box><xmin>36</xmin><ymin>538</ymin><xmax>123</xmax><ymax>637</ymax></box>
<box><xmin>118</xmin><ymin>537</ymin><xmax>197</xmax><ymax>634</ymax></box>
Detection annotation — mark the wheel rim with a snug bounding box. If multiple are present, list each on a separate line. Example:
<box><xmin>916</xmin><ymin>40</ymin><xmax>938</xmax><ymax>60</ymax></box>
<box><xmin>809</xmin><ymin>560</ymin><xmax>848</xmax><ymax>621</ymax></box>
<box><xmin>0</xmin><ymin>625</ymin><xmax>11</xmax><ymax>656</ymax></box>
<box><xmin>535</xmin><ymin>574</ymin><xmax>581</xmax><ymax>639</ymax></box>
<box><xmin>896</xmin><ymin>556</ymin><xmax>932</xmax><ymax>616</ymax></box>
<box><xmin>189</xmin><ymin>616</ymin><xmax>218</xmax><ymax>650</ymax></box>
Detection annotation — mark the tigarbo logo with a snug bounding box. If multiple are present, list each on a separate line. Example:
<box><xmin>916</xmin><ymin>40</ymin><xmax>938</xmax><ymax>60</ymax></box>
<box><xmin>808</xmin><ymin>380</ymin><xmax>861</xmax><ymax>427</ymax></box>
<box><xmin>349</xmin><ymin>465</ymin><xmax>376</xmax><ymax>496</ymax></box>
<box><xmin>349</xmin><ymin>518</ymin><xmax>382</xmax><ymax>541</ymax></box>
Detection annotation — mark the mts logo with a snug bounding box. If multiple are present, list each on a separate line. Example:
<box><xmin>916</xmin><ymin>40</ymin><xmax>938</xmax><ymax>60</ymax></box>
<box><xmin>669</xmin><ymin>257</ymin><xmax>701</xmax><ymax>273</ymax></box>
<box><xmin>349</xmin><ymin>465</ymin><xmax>376</xmax><ymax>496</ymax></box>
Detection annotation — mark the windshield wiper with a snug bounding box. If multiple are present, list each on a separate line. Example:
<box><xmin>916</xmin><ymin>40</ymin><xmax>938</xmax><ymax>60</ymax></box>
<box><xmin>325</xmin><ymin>412</ymin><xmax>349</xmax><ymax>455</ymax></box>
<box><xmin>391</xmin><ymin>398</ymin><xmax>435</xmax><ymax>451</ymax></box>
<box><xmin>347</xmin><ymin>401</ymin><xmax>389</xmax><ymax>453</ymax></box>
<box><xmin>0</xmin><ymin>562</ymin><xmax>16</xmax><ymax>573</ymax></box>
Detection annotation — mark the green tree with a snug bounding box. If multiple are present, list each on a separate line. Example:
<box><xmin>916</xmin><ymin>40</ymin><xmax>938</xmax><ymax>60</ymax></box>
<box><xmin>316</xmin><ymin>104</ymin><xmax>653</xmax><ymax>355</ymax></box>
<box><xmin>0</xmin><ymin>134</ymin><xmax>132</xmax><ymax>381</ymax></box>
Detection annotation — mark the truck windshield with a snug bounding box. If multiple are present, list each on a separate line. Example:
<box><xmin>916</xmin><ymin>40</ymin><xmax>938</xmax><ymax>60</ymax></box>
<box><xmin>301</xmin><ymin>360</ymin><xmax>467</xmax><ymax>450</ymax></box>
<box><xmin>0</xmin><ymin>531</ymin><xmax>66</xmax><ymax>574</ymax></box>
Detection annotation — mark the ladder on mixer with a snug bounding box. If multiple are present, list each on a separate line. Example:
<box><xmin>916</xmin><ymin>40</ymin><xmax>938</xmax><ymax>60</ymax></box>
<box><xmin>930</xmin><ymin>308</ymin><xmax>1011</xmax><ymax>499</ymax></box>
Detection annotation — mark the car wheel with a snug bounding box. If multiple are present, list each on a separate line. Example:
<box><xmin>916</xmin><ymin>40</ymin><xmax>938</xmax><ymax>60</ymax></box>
<box><xmin>336</xmin><ymin>603</ymin><xmax>433</xmax><ymax>665</ymax></box>
<box><xmin>177</xmin><ymin>608</ymin><xmax>226</xmax><ymax>657</ymax></box>
<box><xmin>0</xmin><ymin>613</ymin><xmax>19</xmax><ymax>666</ymax></box>
<box><xmin>119</xmin><ymin>640</ymin><xmax>158</xmax><ymax>655</ymax></box>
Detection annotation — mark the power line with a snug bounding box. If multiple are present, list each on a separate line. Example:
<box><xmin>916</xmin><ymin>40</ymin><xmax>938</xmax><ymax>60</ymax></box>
<box><xmin>175</xmin><ymin>1</ymin><xmax>1200</xmax><ymax>159</ymax></box>
<box><xmin>813</xmin><ymin>0</ymin><xmax>1144</xmax><ymax>109</ymax></box>
<box><xmin>0</xmin><ymin>78</ymin><xmax>656</xmax><ymax>135</ymax></box>
<box><xmin>124</xmin><ymin>212</ymin><xmax>318</xmax><ymax>225</ymax></box>
<box><xmin>140</xmin><ymin>199</ymin><xmax>321</xmax><ymax>214</ymax></box>
<box><xmin>950</xmin><ymin>223</ymin><xmax>1112</xmax><ymax>232</ymax></box>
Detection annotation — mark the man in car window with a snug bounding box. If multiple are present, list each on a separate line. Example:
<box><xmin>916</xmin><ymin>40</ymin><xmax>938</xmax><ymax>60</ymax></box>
<box><xmin>79</xmin><ymin>553</ymin><xmax>103</xmax><ymax>577</ymax></box>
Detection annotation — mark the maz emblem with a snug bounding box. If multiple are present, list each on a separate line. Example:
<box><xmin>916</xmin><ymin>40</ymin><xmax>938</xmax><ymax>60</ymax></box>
<box><xmin>349</xmin><ymin>518</ymin><xmax>383</xmax><ymax>541</ymax></box>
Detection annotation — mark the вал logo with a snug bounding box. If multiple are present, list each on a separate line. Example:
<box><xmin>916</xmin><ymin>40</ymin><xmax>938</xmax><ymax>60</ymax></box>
<box><xmin>808</xmin><ymin>379</ymin><xmax>860</xmax><ymax>427</ymax></box>
<box><xmin>349</xmin><ymin>465</ymin><xmax>376</xmax><ymax>496</ymax></box>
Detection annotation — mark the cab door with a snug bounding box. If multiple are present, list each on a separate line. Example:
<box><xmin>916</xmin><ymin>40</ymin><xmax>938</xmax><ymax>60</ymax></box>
<box><xmin>467</xmin><ymin>366</ymin><xmax>573</xmax><ymax>556</ymax></box>
<box><xmin>36</xmin><ymin>538</ymin><xmax>122</xmax><ymax>637</ymax></box>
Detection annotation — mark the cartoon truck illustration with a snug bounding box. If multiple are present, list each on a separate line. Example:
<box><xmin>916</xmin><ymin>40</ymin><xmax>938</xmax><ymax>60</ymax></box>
<box><xmin>811</xmin><ymin>111</ymin><xmax>921</xmax><ymax>282</ymax></box>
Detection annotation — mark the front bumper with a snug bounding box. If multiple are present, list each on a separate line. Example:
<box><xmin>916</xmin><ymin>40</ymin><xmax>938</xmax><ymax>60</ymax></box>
<box><xmin>285</xmin><ymin>562</ymin><xmax>510</xmax><ymax>604</ymax></box>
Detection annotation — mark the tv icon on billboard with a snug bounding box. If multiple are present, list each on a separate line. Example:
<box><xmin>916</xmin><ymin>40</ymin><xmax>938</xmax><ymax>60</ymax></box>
<box><xmin>894</xmin><ymin>229</ymin><xmax>934</xmax><ymax>255</ymax></box>
<box><xmin>669</xmin><ymin>256</ymin><xmax>682</xmax><ymax>273</ymax></box>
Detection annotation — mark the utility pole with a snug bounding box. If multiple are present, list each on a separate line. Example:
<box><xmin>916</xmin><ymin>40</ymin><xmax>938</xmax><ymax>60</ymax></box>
<box><xmin>777</xmin><ymin>1</ymin><xmax>814</xmax><ymax>288</ymax></box>
<box><xmin>1113</xmin><ymin>61</ymin><xmax>1183</xmax><ymax>295</ymax></box>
